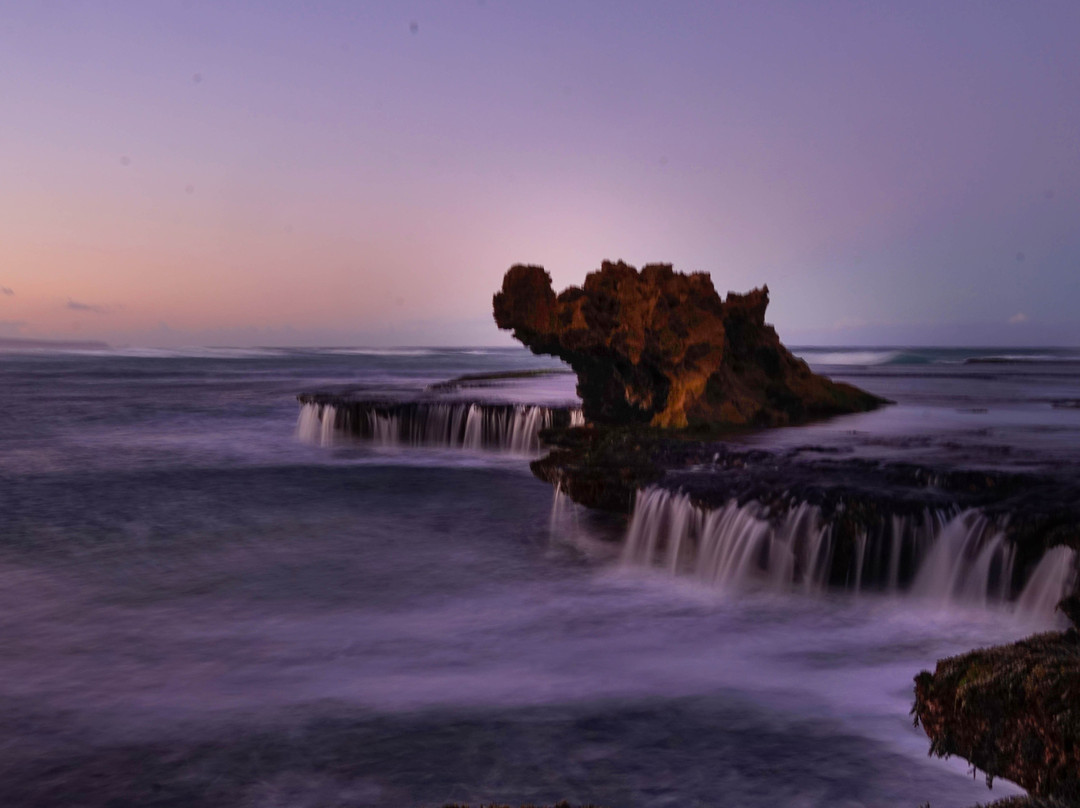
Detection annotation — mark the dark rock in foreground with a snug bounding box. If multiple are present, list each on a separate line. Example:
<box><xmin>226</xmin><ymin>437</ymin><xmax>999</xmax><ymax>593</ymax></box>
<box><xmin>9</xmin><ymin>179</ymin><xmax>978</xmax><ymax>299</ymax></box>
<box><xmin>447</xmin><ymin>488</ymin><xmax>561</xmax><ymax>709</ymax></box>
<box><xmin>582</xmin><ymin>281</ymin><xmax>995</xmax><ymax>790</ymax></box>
<box><xmin>493</xmin><ymin>261</ymin><xmax>885</xmax><ymax>428</ymax></box>
<box><xmin>913</xmin><ymin>615</ymin><xmax>1080</xmax><ymax>803</ymax></box>
<box><xmin>535</xmin><ymin>424</ymin><xmax>1080</xmax><ymax>532</ymax></box>
<box><xmin>534</xmin><ymin>427</ymin><xmax>1080</xmax><ymax>604</ymax></box>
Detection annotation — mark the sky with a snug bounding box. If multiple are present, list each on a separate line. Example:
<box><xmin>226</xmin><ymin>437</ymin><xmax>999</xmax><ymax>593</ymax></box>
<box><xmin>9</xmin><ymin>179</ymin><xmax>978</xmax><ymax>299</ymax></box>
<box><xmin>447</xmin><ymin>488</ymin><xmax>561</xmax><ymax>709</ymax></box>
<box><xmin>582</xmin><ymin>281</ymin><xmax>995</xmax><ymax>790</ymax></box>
<box><xmin>2</xmin><ymin>0</ymin><xmax>1079</xmax><ymax>347</ymax></box>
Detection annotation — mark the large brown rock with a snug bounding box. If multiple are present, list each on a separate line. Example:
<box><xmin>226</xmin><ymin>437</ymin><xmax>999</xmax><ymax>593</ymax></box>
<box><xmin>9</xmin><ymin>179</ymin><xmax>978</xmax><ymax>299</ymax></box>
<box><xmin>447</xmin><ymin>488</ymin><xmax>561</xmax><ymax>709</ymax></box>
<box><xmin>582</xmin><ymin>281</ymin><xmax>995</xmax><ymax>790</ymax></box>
<box><xmin>493</xmin><ymin>261</ymin><xmax>884</xmax><ymax>428</ymax></box>
<box><xmin>913</xmin><ymin>624</ymin><xmax>1080</xmax><ymax>802</ymax></box>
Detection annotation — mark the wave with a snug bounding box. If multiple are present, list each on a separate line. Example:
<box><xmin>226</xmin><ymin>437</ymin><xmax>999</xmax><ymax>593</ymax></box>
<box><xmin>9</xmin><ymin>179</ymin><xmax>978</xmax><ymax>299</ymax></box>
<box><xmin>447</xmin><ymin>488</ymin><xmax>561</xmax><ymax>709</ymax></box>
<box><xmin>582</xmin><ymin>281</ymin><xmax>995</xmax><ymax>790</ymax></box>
<box><xmin>796</xmin><ymin>350</ymin><xmax>903</xmax><ymax>366</ymax></box>
<box><xmin>796</xmin><ymin>347</ymin><xmax>1080</xmax><ymax>368</ymax></box>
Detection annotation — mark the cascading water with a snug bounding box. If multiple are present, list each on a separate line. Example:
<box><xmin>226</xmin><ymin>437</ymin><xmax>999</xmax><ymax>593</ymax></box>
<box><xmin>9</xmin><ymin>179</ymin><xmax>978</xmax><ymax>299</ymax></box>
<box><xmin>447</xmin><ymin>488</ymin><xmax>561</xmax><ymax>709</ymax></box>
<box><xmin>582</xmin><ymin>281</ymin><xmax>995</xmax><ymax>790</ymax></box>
<box><xmin>849</xmin><ymin>510</ymin><xmax>948</xmax><ymax>595</ymax></box>
<box><xmin>1014</xmin><ymin>546</ymin><xmax>1079</xmax><ymax>623</ymax></box>
<box><xmin>296</xmin><ymin>400</ymin><xmax>582</xmax><ymax>453</ymax></box>
<box><xmin>621</xmin><ymin>489</ymin><xmax>833</xmax><ymax>593</ymax></box>
<box><xmin>617</xmin><ymin>486</ymin><xmax>1073</xmax><ymax>618</ymax></box>
<box><xmin>909</xmin><ymin>510</ymin><xmax>1014</xmax><ymax>607</ymax></box>
<box><xmin>548</xmin><ymin>482</ymin><xmax>593</xmax><ymax>546</ymax></box>
<box><xmin>296</xmin><ymin>402</ymin><xmax>339</xmax><ymax>447</ymax></box>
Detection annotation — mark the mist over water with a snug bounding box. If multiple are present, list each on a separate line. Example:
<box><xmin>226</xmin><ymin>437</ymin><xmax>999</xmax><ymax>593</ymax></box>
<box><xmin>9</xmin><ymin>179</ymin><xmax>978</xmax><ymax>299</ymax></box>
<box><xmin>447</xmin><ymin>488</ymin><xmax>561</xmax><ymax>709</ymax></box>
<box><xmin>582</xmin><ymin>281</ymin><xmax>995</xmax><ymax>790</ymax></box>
<box><xmin>2</xmin><ymin>347</ymin><xmax>1075</xmax><ymax>806</ymax></box>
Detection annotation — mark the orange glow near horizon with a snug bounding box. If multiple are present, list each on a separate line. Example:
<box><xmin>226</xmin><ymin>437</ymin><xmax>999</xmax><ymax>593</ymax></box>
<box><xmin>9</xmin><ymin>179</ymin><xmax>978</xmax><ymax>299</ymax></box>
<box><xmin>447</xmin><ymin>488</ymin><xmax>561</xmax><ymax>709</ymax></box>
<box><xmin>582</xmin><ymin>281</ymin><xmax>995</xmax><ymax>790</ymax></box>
<box><xmin>2</xmin><ymin>3</ymin><xmax>1079</xmax><ymax>346</ymax></box>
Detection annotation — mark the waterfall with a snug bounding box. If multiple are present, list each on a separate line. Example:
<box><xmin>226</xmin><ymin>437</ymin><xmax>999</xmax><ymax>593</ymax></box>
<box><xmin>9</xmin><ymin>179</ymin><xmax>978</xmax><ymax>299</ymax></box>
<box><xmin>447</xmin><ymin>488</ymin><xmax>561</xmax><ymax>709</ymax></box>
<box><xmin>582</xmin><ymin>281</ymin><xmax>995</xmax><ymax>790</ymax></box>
<box><xmin>549</xmin><ymin>482</ymin><xmax>591</xmax><ymax>545</ymax></box>
<box><xmin>1014</xmin><ymin>546</ymin><xmax>1079</xmax><ymax>623</ymax></box>
<box><xmin>296</xmin><ymin>402</ymin><xmax>339</xmax><ymax>447</ymax></box>
<box><xmin>621</xmin><ymin>486</ymin><xmax>1070</xmax><ymax>613</ymax></box>
<box><xmin>622</xmin><ymin>489</ymin><xmax>832</xmax><ymax>593</ymax></box>
<box><xmin>848</xmin><ymin>509</ymin><xmax>948</xmax><ymax>596</ymax></box>
<box><xmin>909</xmin><ymin>510</ymin><xmax>1014</xmax><ymax>607</ymax></box>
<box><xmin>296</xmin><ymin>400</ymin><xmax>582</xmax><ymax>453</ymax></box>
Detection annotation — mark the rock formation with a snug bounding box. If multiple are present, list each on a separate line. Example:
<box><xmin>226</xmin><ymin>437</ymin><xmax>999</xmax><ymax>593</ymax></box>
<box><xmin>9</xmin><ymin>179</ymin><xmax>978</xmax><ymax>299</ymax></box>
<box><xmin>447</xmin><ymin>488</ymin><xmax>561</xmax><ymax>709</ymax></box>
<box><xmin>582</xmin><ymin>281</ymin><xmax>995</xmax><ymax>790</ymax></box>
<box><xmin>913</xmin><ymin>606</ymin><xmax>1080</xmax><ymax>803</ymax></box>
<box><xmin>493</xmin><ymin>261</ymin><xmax>884</xmax><ymax>428</ymax></box>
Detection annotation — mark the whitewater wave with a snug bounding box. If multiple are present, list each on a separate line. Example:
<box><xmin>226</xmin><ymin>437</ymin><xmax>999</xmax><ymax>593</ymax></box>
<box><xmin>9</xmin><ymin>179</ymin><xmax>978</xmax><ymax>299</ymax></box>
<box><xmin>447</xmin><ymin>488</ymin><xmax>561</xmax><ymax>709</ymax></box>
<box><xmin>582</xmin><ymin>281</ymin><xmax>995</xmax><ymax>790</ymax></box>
<box><xmin>796</xmin><ymin>347</ymin><xmax>1080</xmax><ymax>368</ymax></box>
<box><xmin>796</xmin><ymin>350</ymin><xmax>902</xmax><ymax>366</ymax></box>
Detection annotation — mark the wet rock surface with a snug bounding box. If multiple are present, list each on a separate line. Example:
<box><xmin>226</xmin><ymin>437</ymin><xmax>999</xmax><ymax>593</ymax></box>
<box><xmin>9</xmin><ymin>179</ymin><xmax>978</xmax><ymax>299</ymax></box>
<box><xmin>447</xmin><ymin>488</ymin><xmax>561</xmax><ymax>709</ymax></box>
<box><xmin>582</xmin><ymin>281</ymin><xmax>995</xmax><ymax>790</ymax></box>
<box><xmin>533</xmin><ymin>426</ymin><xmax>1080</xmax><ymax>595</ymax></box>
<box><xmin>913</xmin><ymin>618</ymin><xmax>1080</xmax><ymax>804</ymax></box>
<box><xmin>493</xmin><ymin>262</ymin><xmax>885</xmax><ymax>428</ymax></box>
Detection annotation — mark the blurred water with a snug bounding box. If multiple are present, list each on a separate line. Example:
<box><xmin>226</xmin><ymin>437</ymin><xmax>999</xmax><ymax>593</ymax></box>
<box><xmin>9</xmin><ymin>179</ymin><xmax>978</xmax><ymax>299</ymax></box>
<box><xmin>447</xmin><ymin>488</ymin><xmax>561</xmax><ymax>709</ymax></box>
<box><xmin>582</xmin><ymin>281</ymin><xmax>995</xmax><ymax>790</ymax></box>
<box><xmin>2</xmin><ymin>346</ymin><xmax>1071</xmax><ymax>807</ymax></box>
<box><xmin>761</xmin><ymin>346</ymin><xmax>1080</xmax><ymax>470</ymax></box>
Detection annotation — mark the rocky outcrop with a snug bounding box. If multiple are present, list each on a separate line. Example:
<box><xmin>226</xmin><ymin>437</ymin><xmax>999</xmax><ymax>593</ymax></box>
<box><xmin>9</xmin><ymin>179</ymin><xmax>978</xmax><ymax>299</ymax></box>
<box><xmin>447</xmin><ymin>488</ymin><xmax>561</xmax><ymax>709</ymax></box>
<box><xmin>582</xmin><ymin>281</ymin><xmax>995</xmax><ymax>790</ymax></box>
<box><xmin>534</xmin><ymin>428</ymin><xmax>1080</xmax><ymax>599</ymax></box>
<box><xmin>913</xmin><ymin>608</ymin><xmax>1080</xmax><ymax>803</ymax></box>
<box><xmin>493</xmin><ymin>261</ymin><xmax>885</xmax><ymax>428</ymax></box>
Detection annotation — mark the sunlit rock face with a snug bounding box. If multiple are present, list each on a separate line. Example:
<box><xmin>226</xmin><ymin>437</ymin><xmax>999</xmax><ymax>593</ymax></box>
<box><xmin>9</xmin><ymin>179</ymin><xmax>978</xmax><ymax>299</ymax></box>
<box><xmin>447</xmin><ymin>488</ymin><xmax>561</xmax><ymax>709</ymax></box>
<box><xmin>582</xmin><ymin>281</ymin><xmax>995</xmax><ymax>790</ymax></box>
<box><xmin>493</xmin><ymin>261</ymin><xmax>884</xmax><ymax>428</ymax></box>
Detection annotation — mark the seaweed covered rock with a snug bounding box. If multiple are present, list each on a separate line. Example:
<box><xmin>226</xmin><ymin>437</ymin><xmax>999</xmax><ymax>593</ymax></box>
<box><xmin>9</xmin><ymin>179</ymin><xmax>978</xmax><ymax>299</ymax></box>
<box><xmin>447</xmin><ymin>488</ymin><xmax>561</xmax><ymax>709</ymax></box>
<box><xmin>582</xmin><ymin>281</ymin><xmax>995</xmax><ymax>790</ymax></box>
<box><xmin>493</xmin><ymin>261</ymin><xmax>885</xmax><ymax>428</ymax></box>
<box><xmin>913</xmin><ymin>621</ymin><xmax>1080</xmax><ymax>802</ymax></box>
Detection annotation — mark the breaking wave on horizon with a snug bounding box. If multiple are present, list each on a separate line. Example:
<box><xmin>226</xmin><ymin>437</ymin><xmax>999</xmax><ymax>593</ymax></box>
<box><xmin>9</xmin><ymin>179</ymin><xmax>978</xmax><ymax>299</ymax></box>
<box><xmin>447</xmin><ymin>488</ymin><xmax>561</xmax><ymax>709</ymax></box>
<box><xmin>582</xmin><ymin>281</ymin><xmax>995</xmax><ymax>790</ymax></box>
<box><xmin>796</xmin><ymin>347</ymin><xmax>1080</xmax><ymax>367</ymax></box>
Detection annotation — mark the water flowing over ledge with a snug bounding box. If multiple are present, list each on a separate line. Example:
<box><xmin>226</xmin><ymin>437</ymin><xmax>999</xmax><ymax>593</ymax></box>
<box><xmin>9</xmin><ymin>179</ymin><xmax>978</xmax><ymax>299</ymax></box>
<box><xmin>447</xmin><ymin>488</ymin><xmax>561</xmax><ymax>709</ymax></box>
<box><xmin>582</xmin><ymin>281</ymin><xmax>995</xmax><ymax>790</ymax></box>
<box><xmin>618</xmin><ymin>486</ymin><xmax>1078</xmax><ymax>621</ymax></box>
<box><xmin>296</xmin><ymin>397</ymin><xmax>584</xmax><ymax>453</ymax></box>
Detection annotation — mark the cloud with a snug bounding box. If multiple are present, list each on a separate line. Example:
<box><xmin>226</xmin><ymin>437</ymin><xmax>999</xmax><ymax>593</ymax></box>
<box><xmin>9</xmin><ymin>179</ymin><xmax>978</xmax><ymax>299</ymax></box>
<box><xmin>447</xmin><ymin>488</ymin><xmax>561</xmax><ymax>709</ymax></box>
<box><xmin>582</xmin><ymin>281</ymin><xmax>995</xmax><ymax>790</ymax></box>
<box><xmin>67</xmin><ymin>300</ymin><xmax>107</xmax><ymax>314</ymax></box>
<box><xmin>1008</xmin><ymin>312</ymin><xmax>1028</xmax><ymax>324</ymax></box>
<box><xmin>0</xmin><ymin>287</ymin><xmax>12</xmax><ymax>296</ymax></box>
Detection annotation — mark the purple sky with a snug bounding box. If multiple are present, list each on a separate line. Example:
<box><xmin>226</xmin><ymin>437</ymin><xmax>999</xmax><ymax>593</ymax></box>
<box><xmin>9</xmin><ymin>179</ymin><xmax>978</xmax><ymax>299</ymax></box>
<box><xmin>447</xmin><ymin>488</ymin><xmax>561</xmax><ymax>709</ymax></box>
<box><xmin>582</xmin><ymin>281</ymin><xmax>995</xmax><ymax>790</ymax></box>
<box><xmin>2</xmin><ymin>1</ymin><xmax>1079</xmax><ymax>346</ymax></box>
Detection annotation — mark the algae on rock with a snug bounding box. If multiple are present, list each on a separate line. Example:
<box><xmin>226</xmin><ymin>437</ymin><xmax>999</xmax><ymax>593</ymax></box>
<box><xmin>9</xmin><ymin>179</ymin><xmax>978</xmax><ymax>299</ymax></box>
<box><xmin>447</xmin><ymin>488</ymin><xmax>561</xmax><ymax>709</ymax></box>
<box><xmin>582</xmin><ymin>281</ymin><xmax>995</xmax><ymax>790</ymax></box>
<box><xmin>913</xmin><ymin>608</ymin><xmax>1080</xmax><ymax>803</ymax></box>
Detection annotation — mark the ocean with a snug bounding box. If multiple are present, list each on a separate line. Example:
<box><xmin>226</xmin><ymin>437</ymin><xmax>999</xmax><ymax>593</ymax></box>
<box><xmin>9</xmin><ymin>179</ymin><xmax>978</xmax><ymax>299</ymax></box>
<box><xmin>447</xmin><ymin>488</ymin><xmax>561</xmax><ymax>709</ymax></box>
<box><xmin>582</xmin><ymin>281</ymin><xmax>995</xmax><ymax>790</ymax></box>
<box><xmin>2</xmin><ymin>345</ymin><xmax>1078</xmax><ymax>807</ymax></box>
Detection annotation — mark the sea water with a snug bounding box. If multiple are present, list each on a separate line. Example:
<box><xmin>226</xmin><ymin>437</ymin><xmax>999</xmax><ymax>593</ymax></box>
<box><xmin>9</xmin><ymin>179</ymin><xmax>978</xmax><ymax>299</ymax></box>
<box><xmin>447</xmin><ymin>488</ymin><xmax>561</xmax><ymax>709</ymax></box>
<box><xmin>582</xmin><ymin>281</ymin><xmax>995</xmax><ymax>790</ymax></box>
<box><xmin>2</xmin><ymin>346</ymin><xmax>1078</xmax><ymax>807</ymax></box>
